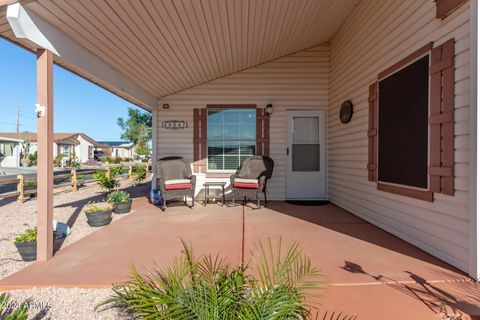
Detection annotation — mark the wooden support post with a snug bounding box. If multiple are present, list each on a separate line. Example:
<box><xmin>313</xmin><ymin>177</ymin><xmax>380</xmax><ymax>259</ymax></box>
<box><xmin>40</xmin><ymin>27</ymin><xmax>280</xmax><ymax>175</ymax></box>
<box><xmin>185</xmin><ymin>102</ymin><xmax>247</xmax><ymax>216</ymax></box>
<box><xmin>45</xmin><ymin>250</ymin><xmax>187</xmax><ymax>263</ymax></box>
<box><xmin>17</xmin><ymin>174</ymin><xmax>24</xmax><ymax>203</ymax></box>
<box><xmin>36</xmin><ymin>49</ymin><xmax>54</xmax><ymax>261</ymax></box>
<box><xmin>145</xmin><ymin>164</ymin><xmax>149</xmax><ymax>176</ymax></box>
<box><xmin>106</xmin><ymin>166</ymin><xmax>110</xmax><ymax>178</ymax></box>
<box><xmin>128</xmin><ymin>166</ymin><xmax>133</xmax><ymax>180</ymax></box>
<box><xmin>71</xmin><ymin>169</ymin><xmax>77</xmax><ymax>192</ymax></box>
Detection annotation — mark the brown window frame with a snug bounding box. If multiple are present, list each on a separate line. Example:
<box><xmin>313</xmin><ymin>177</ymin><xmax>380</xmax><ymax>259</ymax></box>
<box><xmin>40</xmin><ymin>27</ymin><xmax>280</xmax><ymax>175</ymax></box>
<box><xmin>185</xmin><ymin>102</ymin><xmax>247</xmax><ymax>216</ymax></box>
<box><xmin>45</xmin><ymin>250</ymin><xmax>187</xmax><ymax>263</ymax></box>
<box><xmin>368</xmin><ymin>40</ymin><xmax>455</xmax><ymax>202</ymax></box>
<box><xmin>375</xmin><ymin>43</ymin><xmax>433</xmax><ymax>201</ymax></box>
<box><xmin>374</xmin><ymin>43</ymin><xmax>434</xmax><ymax>202</ymax></box>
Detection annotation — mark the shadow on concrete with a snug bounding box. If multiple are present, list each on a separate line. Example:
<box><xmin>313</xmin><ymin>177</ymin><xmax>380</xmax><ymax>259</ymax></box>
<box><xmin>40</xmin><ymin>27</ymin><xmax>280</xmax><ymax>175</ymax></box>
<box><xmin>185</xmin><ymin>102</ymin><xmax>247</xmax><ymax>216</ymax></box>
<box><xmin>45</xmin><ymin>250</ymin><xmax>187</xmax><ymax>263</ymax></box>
<box><xmin>267</xmin><ymin>202</ymin><xmax>465</xmax><ymax>274</ymax></box>
<box><xmin>341</xmin><ymin>260</ymin><xmax>480</xmax><ymax>318</ymax></box>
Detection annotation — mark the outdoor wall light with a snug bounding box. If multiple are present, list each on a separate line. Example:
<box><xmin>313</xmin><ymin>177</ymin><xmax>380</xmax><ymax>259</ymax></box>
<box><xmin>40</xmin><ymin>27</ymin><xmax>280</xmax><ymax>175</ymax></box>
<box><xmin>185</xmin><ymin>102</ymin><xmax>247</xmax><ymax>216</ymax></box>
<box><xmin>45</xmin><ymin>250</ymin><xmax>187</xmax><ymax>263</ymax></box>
<box><xmin>265</xmin><ymin>104</ymin><xmax>273</xmax><ymax>115</ymax></box>
<box><xmin>35</xmin><ymin>103</ymin><xmax>45</xmax><ymax>117</ymax></box>
<box><xmin>162</xmin><ymin>103</ymin><xmax>170</xmax><ymax>109</ymax></box>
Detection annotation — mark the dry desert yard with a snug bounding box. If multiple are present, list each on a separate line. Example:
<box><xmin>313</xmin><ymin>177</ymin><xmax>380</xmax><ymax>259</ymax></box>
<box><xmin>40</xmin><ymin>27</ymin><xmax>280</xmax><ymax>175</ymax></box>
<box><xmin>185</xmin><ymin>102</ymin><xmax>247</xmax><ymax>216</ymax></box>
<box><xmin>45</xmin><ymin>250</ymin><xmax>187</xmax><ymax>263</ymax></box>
<box><xmin>0</xmin><ymin>178</ymin><xmax>150</xmax><ymax>319</ymax></box>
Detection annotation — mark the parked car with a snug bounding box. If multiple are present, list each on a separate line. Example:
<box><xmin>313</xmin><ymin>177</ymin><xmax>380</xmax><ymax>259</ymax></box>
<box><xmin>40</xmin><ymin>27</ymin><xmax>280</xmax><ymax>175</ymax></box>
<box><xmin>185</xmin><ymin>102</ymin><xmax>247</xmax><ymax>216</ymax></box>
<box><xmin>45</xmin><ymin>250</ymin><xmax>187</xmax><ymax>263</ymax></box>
<box><xmin>94</xmin><ymin>150</ymin><xmax>106</xmax><ymax>161</ymax></box>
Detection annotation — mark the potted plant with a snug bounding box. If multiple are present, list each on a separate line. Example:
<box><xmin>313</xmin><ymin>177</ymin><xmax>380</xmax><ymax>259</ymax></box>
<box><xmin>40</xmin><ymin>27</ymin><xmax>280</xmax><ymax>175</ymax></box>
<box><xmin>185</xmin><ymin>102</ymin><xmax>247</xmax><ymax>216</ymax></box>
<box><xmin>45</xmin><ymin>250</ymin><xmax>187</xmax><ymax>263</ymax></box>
<box><xmin>84</xmin><ymin>203</ymin><xmax>113</xmax><ymax>227</ymax></box>
<box><xmin>107</xmin><ymin>190</ymin><xmax>132</xmax><ymax>214</ymax></box>
<box><xmin>14</xmin><ymin>227</ymin><xmax>38</xmax><ymax>261</ymax></box>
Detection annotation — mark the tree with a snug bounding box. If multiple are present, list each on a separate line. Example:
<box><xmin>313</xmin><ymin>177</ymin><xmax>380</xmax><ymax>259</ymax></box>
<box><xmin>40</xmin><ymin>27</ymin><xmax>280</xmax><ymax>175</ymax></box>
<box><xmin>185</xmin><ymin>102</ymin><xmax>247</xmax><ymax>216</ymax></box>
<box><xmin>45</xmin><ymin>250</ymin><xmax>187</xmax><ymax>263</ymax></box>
<box><xmin>117</xmin><ymin>107</ymin><xmax>152</xmax><ymax>145</ymax></box>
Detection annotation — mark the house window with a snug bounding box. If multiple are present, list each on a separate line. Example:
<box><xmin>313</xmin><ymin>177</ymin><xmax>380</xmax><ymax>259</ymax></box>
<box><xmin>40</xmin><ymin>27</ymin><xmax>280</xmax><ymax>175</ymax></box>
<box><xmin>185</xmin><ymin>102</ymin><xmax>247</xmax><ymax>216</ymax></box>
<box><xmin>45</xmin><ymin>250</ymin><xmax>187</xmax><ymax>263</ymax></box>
<box><xmin>378</xmin><ymin>55</ymin><xmax>430</xmax><ymax>190</ymax></box>
<box><xmin>60</xmin><ymin>144</ymin><xmax>71</xmax><ymax>155</ymax></box>
<box><xmin>0</xmin><ymin>143</ymin><xmax>14</xmax><ymax>157</ymax></box>
<box><xmin>207</xmin><ymin>108</ymin><xmax>256</xmax><ymax>171</ymax></box>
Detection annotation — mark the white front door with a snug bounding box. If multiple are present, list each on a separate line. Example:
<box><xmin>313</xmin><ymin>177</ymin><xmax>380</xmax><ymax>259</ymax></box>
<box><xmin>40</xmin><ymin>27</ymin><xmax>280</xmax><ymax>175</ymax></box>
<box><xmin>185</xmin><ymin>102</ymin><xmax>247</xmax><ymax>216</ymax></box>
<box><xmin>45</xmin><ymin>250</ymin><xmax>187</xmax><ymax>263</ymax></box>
<box><xmin>286</xmin><ymin>110</ymin><xmax>326</xmax><ymax>199</ymax></box>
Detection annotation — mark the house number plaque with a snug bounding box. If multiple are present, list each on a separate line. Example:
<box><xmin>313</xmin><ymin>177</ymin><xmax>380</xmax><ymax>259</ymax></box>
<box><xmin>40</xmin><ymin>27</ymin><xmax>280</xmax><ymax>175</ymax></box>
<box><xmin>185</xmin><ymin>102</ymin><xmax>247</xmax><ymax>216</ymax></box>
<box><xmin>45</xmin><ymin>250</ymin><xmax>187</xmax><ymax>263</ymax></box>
<box><xmin>162</xmin><ymin>120</ymin><xmax>188</xmax><ymax>129</ymax></box>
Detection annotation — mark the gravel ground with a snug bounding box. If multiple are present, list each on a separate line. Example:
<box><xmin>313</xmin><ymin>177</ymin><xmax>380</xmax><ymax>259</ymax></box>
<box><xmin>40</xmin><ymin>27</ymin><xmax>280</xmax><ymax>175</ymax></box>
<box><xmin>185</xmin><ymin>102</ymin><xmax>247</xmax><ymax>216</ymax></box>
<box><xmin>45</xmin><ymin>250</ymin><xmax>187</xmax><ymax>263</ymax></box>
<box><xmin>4</xmin><ymin>288</ymin><xmax>131</xmax><ymax>319</ymax></box>
<box><xmin>0</xmin><ymin>177</ymin><xmax>151</xmax><ymax>320</ymax></box>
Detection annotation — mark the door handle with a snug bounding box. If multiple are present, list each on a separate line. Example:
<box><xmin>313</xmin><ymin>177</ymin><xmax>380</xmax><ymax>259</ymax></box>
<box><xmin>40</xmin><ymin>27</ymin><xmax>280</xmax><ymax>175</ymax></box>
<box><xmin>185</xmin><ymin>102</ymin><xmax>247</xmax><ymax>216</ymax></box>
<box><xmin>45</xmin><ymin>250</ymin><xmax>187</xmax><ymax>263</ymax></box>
<box><xmin>286</xmin><ymin>148</ymin><xmax>289</xmax><ymax>156</ymax></box>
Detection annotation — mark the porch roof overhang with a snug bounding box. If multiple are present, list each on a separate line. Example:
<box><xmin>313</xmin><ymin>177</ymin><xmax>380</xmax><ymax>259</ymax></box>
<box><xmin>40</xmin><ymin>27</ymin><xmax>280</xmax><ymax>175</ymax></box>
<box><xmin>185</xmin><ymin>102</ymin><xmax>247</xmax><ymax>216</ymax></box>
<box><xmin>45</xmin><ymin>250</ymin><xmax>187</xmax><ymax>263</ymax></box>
<box><xmin>0</xmin><ymin>0</ymin><xmax>359</xmax><ymax>109</ymax></box>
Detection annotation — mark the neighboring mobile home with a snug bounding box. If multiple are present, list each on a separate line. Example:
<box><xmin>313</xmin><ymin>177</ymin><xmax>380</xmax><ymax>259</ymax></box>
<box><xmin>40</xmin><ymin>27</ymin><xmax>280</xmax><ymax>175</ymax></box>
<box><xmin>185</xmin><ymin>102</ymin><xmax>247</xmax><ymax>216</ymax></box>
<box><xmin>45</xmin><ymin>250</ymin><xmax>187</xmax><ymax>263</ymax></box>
<box><xmin>0</xmin><ymin>136</ymin><xmax>21</xmax><ymax>167</ymax></box>
<box><xmin>0</xmin><ymin>0</ymin><xmax>478</xmax><ymax>282</ymax></box>
<box><xmin>96</xmin><ymin>141</ymin><xmax>135</xmax><ymax>159</ymax></box>
<box><xmin>0</xmin><ymin>132</ymin><xmax>97</xmax><ymax>163</ymax></box>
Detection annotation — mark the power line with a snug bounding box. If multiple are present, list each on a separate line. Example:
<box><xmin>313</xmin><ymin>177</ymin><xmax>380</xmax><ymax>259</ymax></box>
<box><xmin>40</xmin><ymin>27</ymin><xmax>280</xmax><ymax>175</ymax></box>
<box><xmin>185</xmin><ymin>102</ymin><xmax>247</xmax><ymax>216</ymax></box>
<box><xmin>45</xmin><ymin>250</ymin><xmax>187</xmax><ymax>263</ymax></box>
<box><xmin>0</xmin><ymin>106</ymin><xmax>124</xmax><ymax>138</ymax></box>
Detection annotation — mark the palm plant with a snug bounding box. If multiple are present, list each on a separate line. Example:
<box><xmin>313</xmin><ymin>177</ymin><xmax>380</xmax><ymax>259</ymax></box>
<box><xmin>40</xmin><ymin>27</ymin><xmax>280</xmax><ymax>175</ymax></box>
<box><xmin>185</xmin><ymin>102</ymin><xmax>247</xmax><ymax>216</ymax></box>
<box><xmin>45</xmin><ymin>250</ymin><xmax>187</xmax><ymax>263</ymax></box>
<box><xmin>99</xmin><ymin>239</ymin><xmax>324</xmax><ymax>319</ymax></box>
<box><xmin>0</xmin><ymin>293</ymin><xmax>29</xmax><ymax>320</ymax></box>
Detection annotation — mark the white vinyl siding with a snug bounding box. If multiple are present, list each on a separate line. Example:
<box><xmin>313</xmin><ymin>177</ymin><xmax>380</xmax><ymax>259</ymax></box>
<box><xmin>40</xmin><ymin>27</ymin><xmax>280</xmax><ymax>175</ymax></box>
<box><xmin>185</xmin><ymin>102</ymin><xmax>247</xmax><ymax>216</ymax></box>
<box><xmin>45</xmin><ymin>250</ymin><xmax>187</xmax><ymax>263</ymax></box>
<box><xmin>157</xmin><ymin>44</ymin><xmax>330</xmax><ymax>201</ymax></box>
<box><xmin>328</xmin><ymin>0</ymin><xmax>471</xmax><ymax>274</ymax></box>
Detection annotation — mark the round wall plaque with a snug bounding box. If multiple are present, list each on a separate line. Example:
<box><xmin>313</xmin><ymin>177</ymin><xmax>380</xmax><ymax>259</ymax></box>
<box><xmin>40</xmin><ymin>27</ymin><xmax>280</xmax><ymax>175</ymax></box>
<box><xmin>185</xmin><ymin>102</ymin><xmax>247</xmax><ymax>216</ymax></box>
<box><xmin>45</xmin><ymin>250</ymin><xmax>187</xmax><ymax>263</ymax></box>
<box><xmin>339</xmin><ymin>100</ymin><xmax>353</xmax><ymax>124</ymax></box>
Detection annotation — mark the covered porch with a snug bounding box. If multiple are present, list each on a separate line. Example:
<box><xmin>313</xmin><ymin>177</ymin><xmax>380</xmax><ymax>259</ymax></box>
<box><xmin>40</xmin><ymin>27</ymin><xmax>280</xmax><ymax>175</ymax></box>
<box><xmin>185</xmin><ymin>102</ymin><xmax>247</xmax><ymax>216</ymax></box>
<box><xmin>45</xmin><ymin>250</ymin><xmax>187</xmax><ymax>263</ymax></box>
<box><xmin>0</xmin><ymin>2</ymin><xmax>478</xmax><ymax>318</ymax></box>
<box><xmin>0</xmin><ymin>198</ymin><xmax>478</xmax><ymax>319</ymax></box>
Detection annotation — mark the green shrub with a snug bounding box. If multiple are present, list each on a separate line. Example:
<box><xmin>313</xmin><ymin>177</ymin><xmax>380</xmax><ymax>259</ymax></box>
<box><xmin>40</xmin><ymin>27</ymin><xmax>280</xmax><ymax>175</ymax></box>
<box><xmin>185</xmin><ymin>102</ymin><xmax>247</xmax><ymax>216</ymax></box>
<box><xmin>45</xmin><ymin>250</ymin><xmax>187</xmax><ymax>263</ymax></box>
<box><xmin>104</xmin><ymin>157</ymin><xmax>123</xmax><ymax>164</ymax></box>
<box><xmin>0</xmin><ymin>293</ymin><xmax>29</xmax><ymax>320</ymax></box>
<box><xmin>28</xmin><ymin>151</ymin><xmax>38</xmax><ymax>165</ymax></box>
<box><xmin>133</xmin><ymin>164</ymin><xmax>146</xmax><ymax>183</ymax></box>
<box><xmin>109</xmin><ymin>165</ymin><xmax>125</xmax><ymax>177</ymax></box>
<box><xmin>24</xmin><ymin>180</ymin><xmax>37</xmax><ymax>188</ymax></box>
<box><xmin>106</xmin><ymin>190</ymin><xmax>130</xmax><ymax>206</ymax></box>
<box><xmin>94</xmin><ymin>170</ymin><xmax>120</xmax><ymax>191</ymax></box>
<box><xmin>99</xmin><ymin>239</ymin><xmax>324</xmax><ymax>319</ymax></box>
<box><xmin>14</xmin><ymin>227</ymin><xmax>37</xmax><ymax>244</ymax></box>
<box><xmin>84</xmin><ymin>203</ymin><xmax>112</xmax><ymax>214</ymax></box>
<box><xmin>69</xmin><ymin>157</ymin><xmax>81</xmax><ymax>169</ymax></box>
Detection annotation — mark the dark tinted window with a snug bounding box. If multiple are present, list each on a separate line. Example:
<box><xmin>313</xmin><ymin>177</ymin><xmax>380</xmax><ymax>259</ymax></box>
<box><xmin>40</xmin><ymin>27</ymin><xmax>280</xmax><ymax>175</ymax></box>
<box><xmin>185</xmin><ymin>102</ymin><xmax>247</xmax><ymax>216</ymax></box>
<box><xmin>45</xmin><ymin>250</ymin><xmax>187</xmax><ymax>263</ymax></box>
<box><xmin>378</xmin><ymin>55</ymin><xmax>429</xmax><ymax>189</ymax></box>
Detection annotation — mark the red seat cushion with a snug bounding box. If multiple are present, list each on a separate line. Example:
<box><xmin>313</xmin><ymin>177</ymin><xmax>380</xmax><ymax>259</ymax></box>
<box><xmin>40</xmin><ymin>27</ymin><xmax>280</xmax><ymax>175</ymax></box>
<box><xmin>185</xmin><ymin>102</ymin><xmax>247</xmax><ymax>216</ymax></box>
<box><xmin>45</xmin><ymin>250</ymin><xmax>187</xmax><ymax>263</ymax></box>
<box><xmin>233</xmin><ymin>182</ymin><xmax>259</xmax><ymax>189</ymax></box>
<box><xmin>165</xmin><ymin>183</ymin><xmax>192</xmax><ymax>190</ymax></box>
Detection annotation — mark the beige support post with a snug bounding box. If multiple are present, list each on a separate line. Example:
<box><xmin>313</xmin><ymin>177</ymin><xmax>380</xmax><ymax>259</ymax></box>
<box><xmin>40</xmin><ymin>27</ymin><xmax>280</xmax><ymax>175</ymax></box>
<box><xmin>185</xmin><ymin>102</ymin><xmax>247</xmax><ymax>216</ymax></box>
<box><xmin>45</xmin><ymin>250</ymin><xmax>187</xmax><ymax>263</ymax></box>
<box><xmin>128</xmin><ymin>166</ymin><xmax>133</xmax><ymax>180</ymax></box>
<box><xmin>71</xmin><ymin>169</ymin><xmax>77</xmax><ymax>192</ymax></box>
<box><xmin>146</xmin><ymin>163</ymin><xmax>149</xmax><ymax>176</ymax></box>
<box><xmin>36</xmin><ymin>49</ymin><xmax>54</xmax><ymax>261</ymax></box>
<box><xmin>106</xmin><ymin>166</ymin><xmax>111</xmax><ymax>178</ymax></box>
<box><xmin>17</xmin><ymin>174</ymin><xmax>24</xmax><ymax>203</ymax></box>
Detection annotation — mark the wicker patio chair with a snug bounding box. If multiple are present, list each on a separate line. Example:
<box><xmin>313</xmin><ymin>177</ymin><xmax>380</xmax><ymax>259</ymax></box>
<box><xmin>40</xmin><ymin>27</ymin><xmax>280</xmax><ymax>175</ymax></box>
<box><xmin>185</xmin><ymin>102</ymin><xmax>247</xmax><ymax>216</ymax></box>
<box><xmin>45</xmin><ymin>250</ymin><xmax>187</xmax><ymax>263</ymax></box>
<box><xmin>230</xmin><ymin>155</ymin><xmax>274</xmax><ymax>207</ymax></box>
<box><xmin>157</xmin><ymin>156</ymin><xmax>196</xmax><ymax>209</ymax></box>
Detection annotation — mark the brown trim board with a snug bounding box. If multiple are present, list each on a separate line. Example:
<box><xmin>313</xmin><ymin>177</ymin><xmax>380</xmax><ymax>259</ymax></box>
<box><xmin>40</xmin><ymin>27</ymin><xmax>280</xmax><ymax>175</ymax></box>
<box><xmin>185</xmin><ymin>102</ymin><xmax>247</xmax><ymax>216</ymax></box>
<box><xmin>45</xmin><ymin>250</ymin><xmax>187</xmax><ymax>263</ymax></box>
<box><xmin>378</xmin><ymin>43</ymin><xmax>433</xmax><ymax>80</ymax></box>
<box><xmin>377</xmin><ymin>183</ymin><xmax>433</xmax><ymax>202</ymax></box>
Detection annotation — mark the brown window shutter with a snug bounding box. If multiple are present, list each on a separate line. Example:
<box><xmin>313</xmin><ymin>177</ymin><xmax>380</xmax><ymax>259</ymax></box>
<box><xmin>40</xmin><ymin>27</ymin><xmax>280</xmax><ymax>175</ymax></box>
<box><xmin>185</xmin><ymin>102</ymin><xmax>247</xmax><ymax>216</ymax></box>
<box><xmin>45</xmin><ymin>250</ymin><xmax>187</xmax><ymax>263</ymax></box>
<box><xmin>256</xmin><ymin>108</ymin><xmax>264</xmax><ymax>155</ymax></box>
<box><xmin>193</xmin><ymin>108</ymin><xmax>207</xmax><ymax>173</ymax></box>
<box><xmin>193</xmin><ymin>108</ymin><xmax>200</xmax><ymax>173</ymax></box>
<box><xmin>263</xmin><ymin>109</ymin><xmax>270</xmax><ymax>156</ymax></box>
<box><xmin>255</xmin><ymin>108</ymin><xmax>270</xmax><ymax>156</ymax></box>
<box><xmin>429</xmin><ymin>39</ymin><xmax>455</xmax><ymax>196</ymax></box>
<box><xmin>436</xmin><ymin>0</ymin><xmax>467</xmax><ymax>19</ymax></box>
<box><xmin>200</xmin><ymin>108</ymin><xmax>207</xmax><ymax>173</ymax></box>
<box><xmin>367</xmin><ymin>82</ymin><xmax>378</xmax><ymax>181</ymax></box>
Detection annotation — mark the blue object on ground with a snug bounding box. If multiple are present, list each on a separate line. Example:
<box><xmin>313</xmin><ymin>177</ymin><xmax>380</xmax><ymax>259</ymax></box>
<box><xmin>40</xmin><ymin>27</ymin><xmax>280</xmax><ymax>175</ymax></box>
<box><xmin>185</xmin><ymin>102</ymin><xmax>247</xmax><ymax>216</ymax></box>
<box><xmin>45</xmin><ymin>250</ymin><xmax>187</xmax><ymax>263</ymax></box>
<box><xmin>150</xmin><ymin>189</ymin><xmax>163</xmax><ymax>206</ymax></box>
<box><xmin>53</xmin><ymin>220</ymin><xmax>71</xmax><ymax>239</ymax></box>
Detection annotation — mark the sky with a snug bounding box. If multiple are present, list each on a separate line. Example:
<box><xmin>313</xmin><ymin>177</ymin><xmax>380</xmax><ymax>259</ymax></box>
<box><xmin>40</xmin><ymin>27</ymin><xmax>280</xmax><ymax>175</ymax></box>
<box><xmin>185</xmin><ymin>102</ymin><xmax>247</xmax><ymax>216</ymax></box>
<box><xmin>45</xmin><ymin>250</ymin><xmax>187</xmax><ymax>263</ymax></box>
<box><xmin>0</xmin><ymin>38</ymin><xmax>146</xmax><ymax>141</ymax></box>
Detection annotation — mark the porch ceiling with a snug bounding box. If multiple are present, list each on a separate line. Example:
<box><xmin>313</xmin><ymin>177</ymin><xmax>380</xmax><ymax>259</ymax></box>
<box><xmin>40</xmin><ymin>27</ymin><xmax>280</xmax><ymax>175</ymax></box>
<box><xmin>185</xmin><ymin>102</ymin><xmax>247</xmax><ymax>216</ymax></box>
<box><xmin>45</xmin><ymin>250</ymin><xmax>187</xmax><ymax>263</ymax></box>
<box><xmin>0</xmin><ymin>0</ymin><xmax>358</xmax><ymax>103</ymax></box>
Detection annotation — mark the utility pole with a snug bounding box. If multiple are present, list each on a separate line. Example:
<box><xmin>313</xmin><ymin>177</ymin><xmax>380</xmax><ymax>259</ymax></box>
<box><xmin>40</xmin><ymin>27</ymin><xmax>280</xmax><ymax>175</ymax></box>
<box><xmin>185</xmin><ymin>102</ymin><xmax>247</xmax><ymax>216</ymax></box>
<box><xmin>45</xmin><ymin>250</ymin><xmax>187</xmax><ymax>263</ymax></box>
<box><xmin>16</xmin><ymin>105</ymin><xmax>20</xmax><ymax>134</ymax></box>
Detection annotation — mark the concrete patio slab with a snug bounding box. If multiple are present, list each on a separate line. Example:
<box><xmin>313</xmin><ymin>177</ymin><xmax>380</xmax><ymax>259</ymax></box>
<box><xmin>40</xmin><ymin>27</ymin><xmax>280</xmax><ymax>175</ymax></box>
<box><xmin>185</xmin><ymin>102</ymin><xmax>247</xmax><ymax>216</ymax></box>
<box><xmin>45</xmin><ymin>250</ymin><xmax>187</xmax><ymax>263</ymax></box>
<box><xmin>0</xmin><ymin>199</ymin><xmax>478</xmax><ymax>319</ymax></box>
<box><xmin>0</xmin><ymin>199</ymin><xmax>243</xmax><ymax>288</ymax></box>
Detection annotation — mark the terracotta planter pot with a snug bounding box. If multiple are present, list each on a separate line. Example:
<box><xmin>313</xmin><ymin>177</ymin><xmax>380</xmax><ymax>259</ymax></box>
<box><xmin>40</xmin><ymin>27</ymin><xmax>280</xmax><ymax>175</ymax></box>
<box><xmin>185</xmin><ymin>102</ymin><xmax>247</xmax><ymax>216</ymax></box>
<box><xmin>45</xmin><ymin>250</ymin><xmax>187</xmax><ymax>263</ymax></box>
<box><xmin>113</xmin><ymin>199</ymin><xmax>132</xmax><ymax>214</ymax></box>
<box><xmin>85</xmin><ymin>210</ymin><xmax>112</xmax><ymax>227</ymax></box>
<box><xmin>15</xmin><ymin>241</ymin><xmax>37</xmax><ymax>261</ymax></box>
